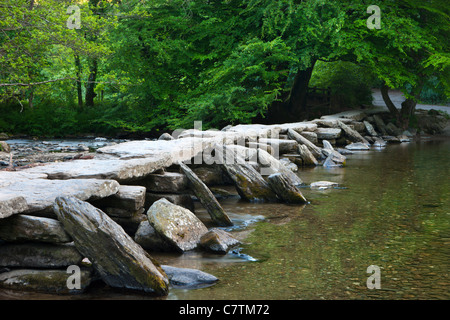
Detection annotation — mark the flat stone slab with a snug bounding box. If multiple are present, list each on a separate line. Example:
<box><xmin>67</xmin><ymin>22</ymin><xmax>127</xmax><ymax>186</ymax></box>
<box><xmin>345</xmin><ymin>142</ymin><xmax>370</xmax><ymax>150</ymax></box>
<box><xmin>0</xmin><ymin>178</ymin><xmax>120</xmax><ymax>214</ymax></box>
<box><xmin>316</xmin><ymin>128</ymin><xmax>342</xmax><ymax>139</ymax></box>
<box><xmin>97</xmin><ymin>137</ymin><xmax>219</xmax><ymax>163</ymax></box>
<box><xmin>0</xmin><ymin>243</ymin><xmax>83</xmax><ymax>268</ymax></box>
<box><xmin>0</xmin><ymin>214</ymin><xmax>71</xmax><ymax>243</ymax></box>
<box><xmin>22</xmin><ymin>157</ymin><xmax>172</xmax><ymax>182</ymax></box>
<box><xmin>321</xmin><ymin>110</ymin><xmax>367</xmax><ymax>121</ymax></box>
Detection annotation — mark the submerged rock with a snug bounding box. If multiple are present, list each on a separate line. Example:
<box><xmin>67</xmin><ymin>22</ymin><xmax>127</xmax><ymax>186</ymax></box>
<box><xmin>298</xmin><ymin>145</ymin><xmax>319</xmax><ymax>166</ymax></box>
<box><xmin>345</xmin><ymin>142</ymin><xmax>370</xmax><ymax>150</ymax></box>
<box><xmin>267</xmin><ymin>172</ymin><xmax>308</xmax><ymax>204</ymax></box>
<box><xmin>161</xmin><ymin>265</ymin><xmax>218</xmax><ymax>289</ymax></box>
<box><xmin>221</xmin><ymin>159</ymin><xmax>278</xmax><ymax>203</ymax></box>
<box><xmin>0</xmin><ymin>268</ymin><xmax>94</xmax><ymax>294</ymax></box>
<box><xmin>310</xmin><ymin>181</ymin><xmax>339</xmax><ymax>189</ymax></box>
<box><xmin>147</xmin><ymin>199</ymin><xmax>208</xmax><ymax>252</ymax></box>
<box><xmin>200</xmin><ymin>228</ymin><xmax>240</xmax><ymax>254</ymax></box>
<box><xmin>53</xmin><ymin>196</ymin><xmax>169</xmax><ymax>295</ymax></box>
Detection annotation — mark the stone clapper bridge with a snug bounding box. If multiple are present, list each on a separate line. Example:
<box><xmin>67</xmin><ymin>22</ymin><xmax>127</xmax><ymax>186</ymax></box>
<box><xmin>0</xmin><ymin>110</ymin><xmax>408</xmax><ymax>295</ymax></box>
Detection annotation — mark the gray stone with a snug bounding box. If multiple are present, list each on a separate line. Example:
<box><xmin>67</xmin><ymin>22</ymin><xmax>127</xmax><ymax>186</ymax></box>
<box><xmin>192</xmin><ymin>165</ymin><xmax>230</xmax><ymax>186</ymax></box>
<box><xmin>323</xmin><ymin>154</ymin><xmax>342</xmax><ymax>168</ymax></box>
<box><xmin>147</xmin><ymin>199</ymin><xmax>208</xmax><ymax>252</ymax></box>
<box><xmin>139</xmin><ymin>172</ymin><xmax>188</xmax><ymax>193</ymax></box>
<box><xmin>93</xmin><ymin>185</ymin><xmax>146</xmax><ymax>211</ymax></box>
<box><xmin>386</xmin><ymin>122</ymin><xmax>401</xmax><ymax>136</ymax></box>
<box><xmin>0</xmin><ymin>141</ymin><xmax>10</xmax><ymax>153</ymax></box>
<box><xmin>0</xmin><ymin>214</ymin><xmax>71</xmax><ymax>243</ymax></box>
<box><xmin>398</xmin><ymin>135</ymin><xmax>411</xmax><ymax>142</ymax></box>
<box><xmin>279</xmin><ymin>158</ymin><xmax>298</xmax><ymax>172</ymax></box>
<box><xmin>310</xmin><ymin>181</ymin><xmax>339</xmax><ymax>189</ymax></box>
<box><xmin>134</xmin><ymin>220</ymin><xmax>175</xmax><ymax>252</ymax></box>
<box><xmin>321</xmin><ymin>148</ymin><xmax>346</xmax><ymax>164</ymax></box>
<box><xmin>299</xmin><ymin>131</ymin><xmax>318</xmax><ymax>145</ymax></box>
<box><xmin>256</xmin><ymin>147</ymin><xmax>304</xmax><ymax>185</ymax></box>
<box><xmin>0</xmin><ymin>178</ymin><xmax>120</xmax><ymax>214</ymax></box>
<box><xmin>199</xmin><ymin>228</ymin><xmax>240</xmax><ymax>254</ymax></box>
<box><xmin>345</xmin><ymin>142</ymin><xmax>370</xmax><ymax>150</ymax></box>
<box><xmin>0</xmin><ymin>268</ymin><xmax>94</xmax><ymax>294</ymax></box>
<box><xmin>161</xmin><ymin>265</ymin><xmax>218</xmax><ymax>289</ymax></box>
<box><xmin>287</xmin><ymin>129</ymin><xmax>323</xmax><ymax>159</ymax></box>
<box><xmin>0</xmin><ymin>194</ymin><xmax>28</xmax><ymax>219</ymax></box>
<box><xmin>373</xmin><ymin>138</ymin><xmax>387</xmax><ymax>147</ymax></box>
<box><xmin>0</xmin><ymin>133</ymin><xmax>8</xmax><ymax>140</ymax></box>
<box><xmin>337</xmin><ymin>120</ymin><xmax>370</xmax><ymax>145</ymax></box>
<box><xmin>257</xmin><ymin>138</ymin><xmax>299</xmax><ymax>154</ymax></box>
<box><xmin>297</xmin><ymin>145</ymin><xmax>319</xmax><ymax>166</ymax></box>
<box><xmin>321</xmin><ymin>110</ymin><xmax>367</xmax><ymax>122</ymax></box>
<box><xmin>0</xmin><ymin>243</ymin><xmax>83</xmax><ymax>268</ymax></box>
<box><xmin>322</xmin><ymin>140</ymin><xmax>334</xmax><ymax>150</ymax></box>
<box><xmin>53</xmin><ymin>196</ymin><xmax>169</xmax><ymax>295</ymax></box>
<box><xmin>158</xmin><ymin>133</ymin><xmax>174</xmax><ymax>141</ymax></box>
<box><xmin>180</xmin><ymin>162</ymin><xmax>233</xmax><ymax>227</ymax></box>
<box><xmin>316</xmin><ymin>128</ymin><xmax>342</xmax><ymax>140</ymax></box>
<box><xmin>364</xmin><ymin>120</ymin><xmax>378</xmax><ymax>136</ymax></box>
<box><xmin>145</xmin><ymin>192</ymin><xmax>195</xmax><ymax>212</ymax></box>
<box><xmin>372</xmin><ymin>115</ymin><xmax>388</xmax><ymax>135</ymax></box>
<box><xmin>267</xmin><ymin>173</ymin><xmax>308</xmax><ymax>204</ymax></box>
<box><xmin>221</xmin><ymin>157</ymin><xmax>278</xmax><ymax>203</ymax></box>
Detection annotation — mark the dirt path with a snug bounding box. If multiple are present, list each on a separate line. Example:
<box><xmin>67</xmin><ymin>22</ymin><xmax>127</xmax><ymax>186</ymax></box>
<box><xmin>371</xmin><ymin>89</ymin><xmax>450</xmax><ymax>114</ymax></box>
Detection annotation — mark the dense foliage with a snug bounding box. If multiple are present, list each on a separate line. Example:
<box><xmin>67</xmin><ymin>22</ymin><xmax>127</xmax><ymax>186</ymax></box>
<box><xmin>0</xmin><ymin>0</ymin><xmax>448</xmax><ymax>136</ymax></box>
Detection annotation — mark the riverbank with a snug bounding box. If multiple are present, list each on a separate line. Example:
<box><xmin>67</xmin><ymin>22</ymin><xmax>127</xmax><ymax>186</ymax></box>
<box><xmin>0</xmin><ymin>107</ymin><xmax>449</xmax><ymax>298</ymax></box>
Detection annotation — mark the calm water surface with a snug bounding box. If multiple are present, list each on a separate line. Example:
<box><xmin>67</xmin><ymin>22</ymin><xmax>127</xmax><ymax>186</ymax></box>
<box><xmin>1</xmin><ymin>138</ymin><xmax>449</xmax><ymax>300</ymax></box>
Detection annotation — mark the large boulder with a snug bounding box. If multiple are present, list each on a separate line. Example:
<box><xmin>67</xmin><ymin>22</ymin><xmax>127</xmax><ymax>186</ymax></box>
<box><xmin>147</xmin><ymin>199</ymin><xmax>209</xmax><ymax>252</ymax></box>
<box><xmin>53</xmin><ymin>196</ymin><xmax>169</xmax><ymax>295</ymax></box>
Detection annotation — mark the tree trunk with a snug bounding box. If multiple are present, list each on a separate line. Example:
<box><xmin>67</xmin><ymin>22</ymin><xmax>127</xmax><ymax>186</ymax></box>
<box><xmin>74</xmin><ymin>55</ymin><xmax>83</xmax><ymax>108</ymax></box>
<box><xmin>287</xmin><ymin>59</ymin><xmax>317</xmax><ymax>118</ymax></box>
<box><xmin>380</xmin><ymin>84</ymin><xmax>399</xmax><ymax>117</ymax></box>
<box><xmin>399</xmin><ymin>98</ymin><xmax>417</xmax><ymax>130</ymax></box>
<box><xmin>85</xmin><ymin>59</ymin><xmax>98</xmax><ymax>107</ymax></box>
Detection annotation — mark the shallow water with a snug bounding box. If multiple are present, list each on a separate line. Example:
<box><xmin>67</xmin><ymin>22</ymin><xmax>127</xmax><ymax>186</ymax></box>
<box><xmin>1</xmin><ymin>138</ymin><xmax>449</xmax><ymax>300</ymax></box>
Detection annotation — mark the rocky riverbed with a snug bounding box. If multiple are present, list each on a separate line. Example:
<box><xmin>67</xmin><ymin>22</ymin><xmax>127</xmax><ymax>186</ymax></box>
<box><xmin>0</xmin><ymin>107</ymin><xmax>448</xmax><ymax>297</ymax></box>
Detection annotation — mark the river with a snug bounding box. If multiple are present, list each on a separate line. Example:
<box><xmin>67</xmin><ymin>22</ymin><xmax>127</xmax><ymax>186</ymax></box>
<box><xmin>1</xmin><ymin>137</ymin><xmax>449</xmax><ymax>300</ymax></box>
